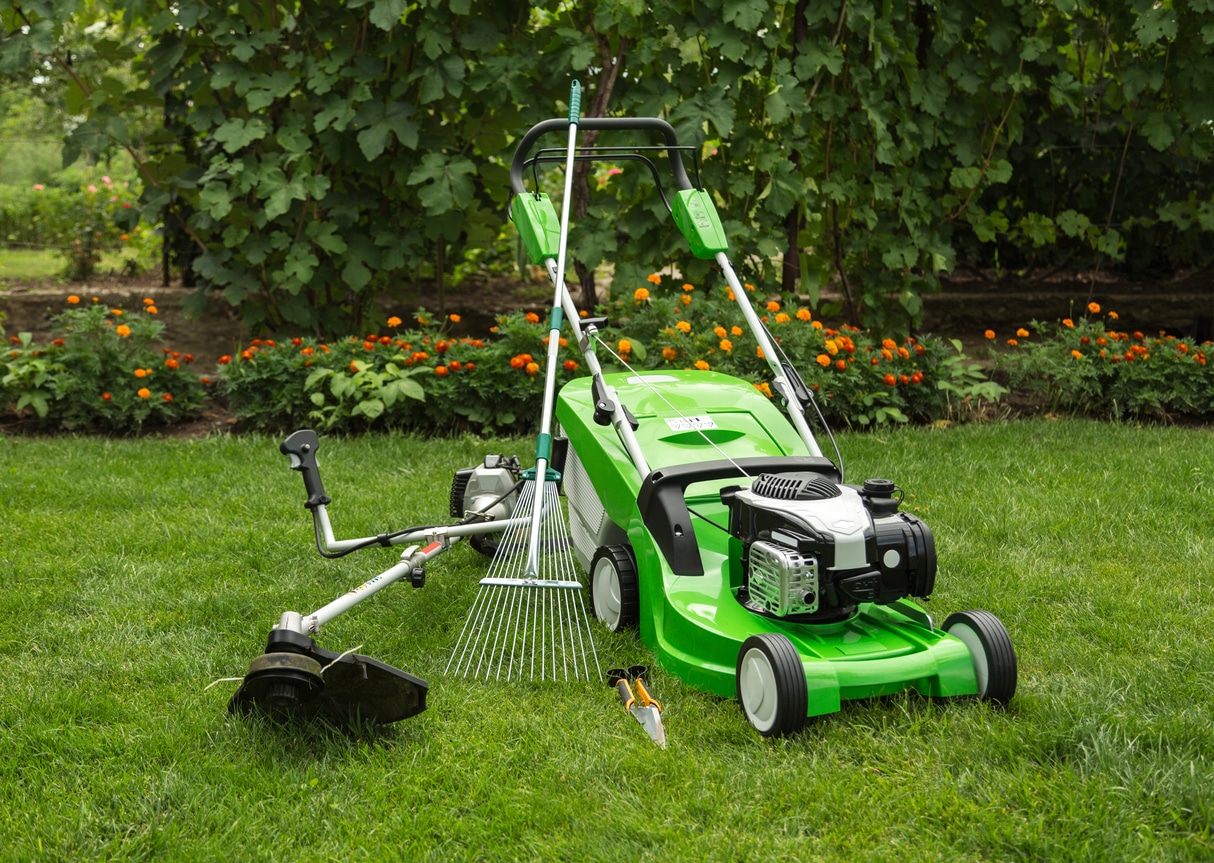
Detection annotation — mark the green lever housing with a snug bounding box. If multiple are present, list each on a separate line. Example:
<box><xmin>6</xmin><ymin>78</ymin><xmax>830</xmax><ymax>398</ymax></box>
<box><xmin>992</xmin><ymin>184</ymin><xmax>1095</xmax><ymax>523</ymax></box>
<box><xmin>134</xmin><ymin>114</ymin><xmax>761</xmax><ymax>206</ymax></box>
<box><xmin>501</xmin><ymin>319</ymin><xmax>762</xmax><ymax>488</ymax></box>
<box><xmin>511</xmin><ymin>193</ymin><xmax>561</xmax><ymax>264</ymax></box>
<box><xmin>672</xmin><ymin>188</ymin><xmax>729</xmax><ymax>258</ymax></box>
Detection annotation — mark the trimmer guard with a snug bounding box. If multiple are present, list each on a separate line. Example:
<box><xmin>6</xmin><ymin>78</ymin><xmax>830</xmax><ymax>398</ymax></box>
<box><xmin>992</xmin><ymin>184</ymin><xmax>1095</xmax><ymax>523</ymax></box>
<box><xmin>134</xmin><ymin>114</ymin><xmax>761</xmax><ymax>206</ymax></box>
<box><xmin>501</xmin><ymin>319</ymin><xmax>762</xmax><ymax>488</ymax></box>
<box><xmin>556</xmin><ymin>370</ymin><xmax>980</xmax><ymax>716</ymax></box>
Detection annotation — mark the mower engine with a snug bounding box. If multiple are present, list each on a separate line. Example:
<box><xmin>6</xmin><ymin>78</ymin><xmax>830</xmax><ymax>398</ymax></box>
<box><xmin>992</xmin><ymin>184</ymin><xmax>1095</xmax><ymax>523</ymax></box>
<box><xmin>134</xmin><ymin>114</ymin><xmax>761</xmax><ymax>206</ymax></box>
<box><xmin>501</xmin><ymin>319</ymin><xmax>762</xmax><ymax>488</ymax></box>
<box><xmin>449</xmin><ymin>455</ymin><xmax>522</xmax><ymax>555</ymax></box>
<box><xmin>726</xmin><ymin>473</ymin><xmax>935</xmax><ymax>621</ymax></box>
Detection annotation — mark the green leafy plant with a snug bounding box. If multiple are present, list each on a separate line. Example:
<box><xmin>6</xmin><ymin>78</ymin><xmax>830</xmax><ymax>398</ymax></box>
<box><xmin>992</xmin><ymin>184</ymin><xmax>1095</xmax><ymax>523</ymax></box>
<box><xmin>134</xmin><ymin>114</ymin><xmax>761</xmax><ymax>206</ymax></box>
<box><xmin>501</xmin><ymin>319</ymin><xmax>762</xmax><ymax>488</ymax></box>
<box><xmin>1</xmin><ymin>296</ymin><xmax>206</xmax><ymax>430</ymax></box>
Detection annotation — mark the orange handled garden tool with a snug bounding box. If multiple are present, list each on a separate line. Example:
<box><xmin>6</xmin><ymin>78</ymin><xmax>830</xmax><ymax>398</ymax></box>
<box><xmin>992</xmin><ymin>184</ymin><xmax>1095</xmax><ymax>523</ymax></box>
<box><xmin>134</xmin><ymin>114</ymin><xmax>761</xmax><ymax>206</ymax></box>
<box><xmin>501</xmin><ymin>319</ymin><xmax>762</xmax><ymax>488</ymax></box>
<box><xmin>607</xmin><ymin>665</ymin><xmax>665</xmax><ymax>748</ymax></box>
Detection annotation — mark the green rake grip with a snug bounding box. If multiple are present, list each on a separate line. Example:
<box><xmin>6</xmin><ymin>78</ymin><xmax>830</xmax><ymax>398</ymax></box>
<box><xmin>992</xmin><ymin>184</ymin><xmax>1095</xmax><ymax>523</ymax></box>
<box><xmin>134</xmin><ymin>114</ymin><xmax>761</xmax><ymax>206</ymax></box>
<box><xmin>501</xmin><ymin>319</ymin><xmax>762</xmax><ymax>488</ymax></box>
<box><xmin>568</xmin><ymin>80</ymin><xmax>582</xmax><ymax>124</ymax></box>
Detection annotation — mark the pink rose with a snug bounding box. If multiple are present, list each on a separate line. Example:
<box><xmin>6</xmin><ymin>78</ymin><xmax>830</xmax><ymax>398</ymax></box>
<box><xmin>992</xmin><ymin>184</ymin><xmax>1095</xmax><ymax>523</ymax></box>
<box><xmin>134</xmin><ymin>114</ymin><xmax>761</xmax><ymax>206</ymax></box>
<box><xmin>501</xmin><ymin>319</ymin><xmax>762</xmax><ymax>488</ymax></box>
<box><xmin>87</xmin><ymin>185</ymin><xmax>98</xmax><ymax>193</ymax></box>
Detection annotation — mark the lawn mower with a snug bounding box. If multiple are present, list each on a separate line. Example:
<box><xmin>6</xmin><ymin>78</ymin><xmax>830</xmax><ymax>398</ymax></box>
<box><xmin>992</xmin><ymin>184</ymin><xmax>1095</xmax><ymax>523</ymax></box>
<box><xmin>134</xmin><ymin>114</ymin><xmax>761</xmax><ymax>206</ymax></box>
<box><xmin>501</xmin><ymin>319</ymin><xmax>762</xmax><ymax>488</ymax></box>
<box><xmin>229</xmin><ymin>88</ymin><xmax>1017</xmax><ymax>737</ymax></box>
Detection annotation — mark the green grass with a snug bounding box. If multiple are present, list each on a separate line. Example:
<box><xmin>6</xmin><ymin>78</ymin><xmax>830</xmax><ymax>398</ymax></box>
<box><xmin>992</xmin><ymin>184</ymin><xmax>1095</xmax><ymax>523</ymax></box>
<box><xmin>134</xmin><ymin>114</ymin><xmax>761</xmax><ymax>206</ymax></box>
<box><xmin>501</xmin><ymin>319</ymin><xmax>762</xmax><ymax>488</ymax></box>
<box><xmin>0</xmin><ymin>248</ymin><xmax>144</xmax><ymax>282</ymax></box>
<box><xmin>2</xmin><ymin>421</ymin><xmax>1213</xmax><ymax>861</ymax></box>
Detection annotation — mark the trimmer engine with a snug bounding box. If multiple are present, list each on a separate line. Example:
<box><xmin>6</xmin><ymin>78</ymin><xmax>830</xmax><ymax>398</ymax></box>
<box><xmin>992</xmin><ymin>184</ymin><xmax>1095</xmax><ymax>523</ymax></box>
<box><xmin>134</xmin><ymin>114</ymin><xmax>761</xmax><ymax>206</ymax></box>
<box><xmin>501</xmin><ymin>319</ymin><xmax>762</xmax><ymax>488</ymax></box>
<box><xmin>726</xmin><ymin>473</ymin><xmax>935</xmax><ymax>621</ymax></box>
<box><xmin>450</xmin><ymin>455</ymin><xmax>522</xmax><ymax>555</ymax></box>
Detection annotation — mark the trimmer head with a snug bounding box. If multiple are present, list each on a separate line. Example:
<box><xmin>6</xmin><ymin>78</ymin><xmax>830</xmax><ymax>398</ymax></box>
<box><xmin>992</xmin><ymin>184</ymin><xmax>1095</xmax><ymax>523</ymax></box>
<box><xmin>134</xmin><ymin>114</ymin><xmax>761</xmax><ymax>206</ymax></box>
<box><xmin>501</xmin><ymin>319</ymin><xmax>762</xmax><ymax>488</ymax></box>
<box><xmin>229</xmin><ymin>629</ymin><xmax>428</xmax><ymax>725</ymax></box>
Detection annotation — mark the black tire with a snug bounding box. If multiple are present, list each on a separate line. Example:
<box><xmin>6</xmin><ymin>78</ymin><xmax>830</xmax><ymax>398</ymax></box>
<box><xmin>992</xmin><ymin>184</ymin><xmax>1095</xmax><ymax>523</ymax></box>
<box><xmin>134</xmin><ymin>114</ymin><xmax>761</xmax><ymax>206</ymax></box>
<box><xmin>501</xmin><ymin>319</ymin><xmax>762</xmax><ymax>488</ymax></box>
<box><xmin>735</xmin><ymin>633</ymin><xmax>808</xmax><ymax>738</ymax></box>
<box><xmin>469</xmin><ymin>531</ymin><xmax>500</xmax><ymax>558</ymax></box>
<box><xmin>588</xmin><ymin>545</ymin><xmax>639</xmax><ymax>632</ymax></box>
<box><xmin>943</xmin><ymin>609</ymin><xmax>1017</xmax><ymax>705</ymax></box>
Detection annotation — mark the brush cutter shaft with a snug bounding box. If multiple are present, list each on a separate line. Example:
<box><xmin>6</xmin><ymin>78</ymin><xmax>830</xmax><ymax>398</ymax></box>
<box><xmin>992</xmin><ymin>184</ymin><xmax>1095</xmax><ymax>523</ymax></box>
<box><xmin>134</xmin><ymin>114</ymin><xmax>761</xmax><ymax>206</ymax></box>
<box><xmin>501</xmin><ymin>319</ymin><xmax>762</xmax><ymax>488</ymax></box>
<box><xmin>312</xmin><ymin>503</ymin><xmax>544</xmax><ymax>553</ymax></box>
<box><xmin>306</xmin><ymin>542</ymin><xmax>444</xmax><ymax>632</ymax></box>
<box><xmin>715</xmin><ymin>252</ymin><xmax>823</xmax><ymax>458</ymax></box>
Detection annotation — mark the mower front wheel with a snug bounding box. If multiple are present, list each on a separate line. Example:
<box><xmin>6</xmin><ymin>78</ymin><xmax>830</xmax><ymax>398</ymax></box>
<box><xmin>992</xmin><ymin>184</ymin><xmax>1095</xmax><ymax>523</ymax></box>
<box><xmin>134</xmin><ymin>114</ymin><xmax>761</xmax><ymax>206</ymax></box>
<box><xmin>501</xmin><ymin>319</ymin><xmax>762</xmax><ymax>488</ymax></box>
<box><xmin>736</xmin><ymin>633</ymin><xmax>807</xmax><ymax>738</ymax></box>
<box><xmin>943</xmin><ymin>609</ymin><xmax>1017</xmax><ymax>705</ymax></box>
<box><xmin>588</xmin><ymin>545</ymin><xmax>639</xmax><ymax>632</ymax></box>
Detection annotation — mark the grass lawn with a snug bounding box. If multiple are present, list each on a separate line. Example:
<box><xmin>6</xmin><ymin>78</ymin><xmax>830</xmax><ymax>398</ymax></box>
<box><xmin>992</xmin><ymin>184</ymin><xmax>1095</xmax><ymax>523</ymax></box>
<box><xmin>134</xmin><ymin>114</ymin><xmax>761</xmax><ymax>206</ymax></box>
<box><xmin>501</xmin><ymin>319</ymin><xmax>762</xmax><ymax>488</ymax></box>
<box><xmin>0</xmin><ymin>248</ymin><xmax>140</xmax><ymax>282</ymax></box>
<box><xmin>2</xmin><ymin>420</ymin><xmax>1212</xmax><ymax>861</ymax></box>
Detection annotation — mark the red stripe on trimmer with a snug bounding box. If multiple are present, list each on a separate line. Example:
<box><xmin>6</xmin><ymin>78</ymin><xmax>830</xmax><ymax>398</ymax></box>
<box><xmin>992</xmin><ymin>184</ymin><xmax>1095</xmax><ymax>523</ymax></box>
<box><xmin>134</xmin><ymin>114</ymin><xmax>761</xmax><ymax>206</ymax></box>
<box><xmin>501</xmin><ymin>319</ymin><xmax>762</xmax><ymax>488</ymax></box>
<box><xmin>421</xmin><ymin>541</ymin><xmax>442</xmax><ymax>554</ymax></box>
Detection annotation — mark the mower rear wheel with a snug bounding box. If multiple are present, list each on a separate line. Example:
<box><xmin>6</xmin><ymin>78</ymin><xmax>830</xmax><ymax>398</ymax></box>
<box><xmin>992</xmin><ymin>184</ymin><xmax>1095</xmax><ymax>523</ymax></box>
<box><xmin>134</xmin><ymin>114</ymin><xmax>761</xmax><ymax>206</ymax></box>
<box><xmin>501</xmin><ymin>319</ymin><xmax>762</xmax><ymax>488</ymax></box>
<box><xmin>736</xmin><ymin>633</ymin><xmax>807</xmax><ymax>738</ymax></box>
<box><xmin>943</xmin><ymin>610</ymin><xmax>1017</xmax><ymax>705</ymax></box>
<box><xmin>588</xmin><ymin>545</ymin><xmax>639</xmax><ymax>632</ymax></box>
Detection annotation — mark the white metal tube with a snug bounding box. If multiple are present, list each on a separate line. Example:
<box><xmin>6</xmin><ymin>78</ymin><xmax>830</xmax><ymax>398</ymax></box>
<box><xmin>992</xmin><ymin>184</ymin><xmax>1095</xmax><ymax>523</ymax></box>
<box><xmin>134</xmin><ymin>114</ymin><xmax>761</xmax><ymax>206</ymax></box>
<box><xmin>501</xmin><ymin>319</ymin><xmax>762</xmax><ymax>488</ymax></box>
<box><xmin>306</xmin><ymin>540</ymin><xmax>445</xmax><ymax>631</ymax></box>
<box><xmin>715</xmin><ymin>252</ymin><xmax>823</xmax><ymax>458</ymax></box>
<box><xmin>311</xmin><ymin>501</ymin><xmax>552</xmax><ymax>553</ymax></box>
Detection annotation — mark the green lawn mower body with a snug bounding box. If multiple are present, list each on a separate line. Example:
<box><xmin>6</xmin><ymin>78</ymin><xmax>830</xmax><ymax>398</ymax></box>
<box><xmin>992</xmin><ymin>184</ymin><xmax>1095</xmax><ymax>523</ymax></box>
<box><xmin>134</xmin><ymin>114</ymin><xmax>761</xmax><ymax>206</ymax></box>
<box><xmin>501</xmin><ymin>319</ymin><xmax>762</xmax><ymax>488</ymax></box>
<box><xmin>556</xmin><ymin>370</ymin><xmax>990</xmax><ymax>731</ymax></box>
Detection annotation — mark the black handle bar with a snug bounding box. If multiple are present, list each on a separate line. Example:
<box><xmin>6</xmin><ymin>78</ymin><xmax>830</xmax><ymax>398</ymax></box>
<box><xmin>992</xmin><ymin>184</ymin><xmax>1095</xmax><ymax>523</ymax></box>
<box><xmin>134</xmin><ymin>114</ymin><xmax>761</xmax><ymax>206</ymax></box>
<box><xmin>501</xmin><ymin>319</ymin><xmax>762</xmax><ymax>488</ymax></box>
<box><xmin>509</xmin><ymin>117</ymin><xmax>694</xmax><ymax>196</ymax></box>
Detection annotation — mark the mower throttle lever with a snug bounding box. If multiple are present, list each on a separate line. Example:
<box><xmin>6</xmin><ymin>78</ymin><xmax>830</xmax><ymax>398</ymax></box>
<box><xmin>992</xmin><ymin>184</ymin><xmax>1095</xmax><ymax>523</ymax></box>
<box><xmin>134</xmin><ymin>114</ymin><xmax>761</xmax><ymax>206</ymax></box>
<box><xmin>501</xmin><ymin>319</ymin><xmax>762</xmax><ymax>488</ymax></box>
<box><xmin>280</xmin><ymin>429</ymin><xmax>331</xmax><ymax>510</ymax></box>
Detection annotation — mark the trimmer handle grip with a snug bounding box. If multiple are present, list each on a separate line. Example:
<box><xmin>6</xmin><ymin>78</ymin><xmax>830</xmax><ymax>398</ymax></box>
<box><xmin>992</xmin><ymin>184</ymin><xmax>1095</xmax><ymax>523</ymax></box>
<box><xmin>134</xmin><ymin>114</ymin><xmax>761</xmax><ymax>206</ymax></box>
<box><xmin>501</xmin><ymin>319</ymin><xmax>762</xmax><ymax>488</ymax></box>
<box><xmin>280</xmin><ymin>429</ymin><xmax>330</xmax><ymax>510</ymax></box>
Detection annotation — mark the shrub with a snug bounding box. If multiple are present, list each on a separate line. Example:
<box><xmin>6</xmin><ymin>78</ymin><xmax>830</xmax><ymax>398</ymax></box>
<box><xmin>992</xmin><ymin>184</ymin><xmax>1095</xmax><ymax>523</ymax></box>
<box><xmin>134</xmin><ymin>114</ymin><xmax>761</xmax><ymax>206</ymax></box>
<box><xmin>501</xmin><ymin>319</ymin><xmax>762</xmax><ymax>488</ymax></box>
<box><xmin>994</xmin><ymin>305</ymin><xmax>1214</xmax><ymax>420</ymax></box>
<box><xmin>1</xmin><ymin>296</ymin><xmax>206</xmax><ymax>430</ymax></box>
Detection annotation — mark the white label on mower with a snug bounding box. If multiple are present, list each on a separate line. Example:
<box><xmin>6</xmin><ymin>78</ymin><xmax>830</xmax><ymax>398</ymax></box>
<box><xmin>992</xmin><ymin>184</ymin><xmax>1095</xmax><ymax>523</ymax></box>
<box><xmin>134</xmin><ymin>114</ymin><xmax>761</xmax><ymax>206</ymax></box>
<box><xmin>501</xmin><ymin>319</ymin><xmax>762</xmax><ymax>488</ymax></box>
<box><xmin>664</xmin><ymin>415</ymin><xmax>717</xmax><ymax>431</ymax></box>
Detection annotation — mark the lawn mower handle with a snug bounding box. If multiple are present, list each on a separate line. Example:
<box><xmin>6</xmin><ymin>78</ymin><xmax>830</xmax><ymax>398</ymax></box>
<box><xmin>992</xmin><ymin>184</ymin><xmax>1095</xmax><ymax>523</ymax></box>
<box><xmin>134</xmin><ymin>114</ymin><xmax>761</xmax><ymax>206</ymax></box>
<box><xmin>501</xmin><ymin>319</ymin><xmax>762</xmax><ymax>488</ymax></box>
<box><xmin>509</xmin><ymin>117</ymin><xmax>695</xmax><ymax>197</ymax></box>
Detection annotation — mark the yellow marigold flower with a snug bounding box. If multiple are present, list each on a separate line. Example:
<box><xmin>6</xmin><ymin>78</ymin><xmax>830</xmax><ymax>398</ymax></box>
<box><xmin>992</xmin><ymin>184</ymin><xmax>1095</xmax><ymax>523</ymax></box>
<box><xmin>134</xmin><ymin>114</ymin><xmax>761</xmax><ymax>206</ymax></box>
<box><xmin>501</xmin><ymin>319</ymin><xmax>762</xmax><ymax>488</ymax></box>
<box><xmin>720</xmin><ymin>339</ymin><xmax>732</xmax><ymax>352</ymax></box>
<box><xmin>811</xmin><ymin>321</ymin><xmax>823</xmax><ymax>330</ymax></box>
<box><xmin>775</xmin><ymin>313</ymin><xmax>790</xmax><ymax>324</ymax></box>
<box><xmin>1088</xmin><ymin>302</ymin><xmax>1101</xmax><ymax>314</ymax></box>
<box><xmin>67</xmin><ymin>295</ymin><xmax>80</xmax><ymax>304</ymax></box>
<box><xmin>796</xmin><ymin>308</ymin><xmax>811</xmax><ymax>321</ymax></box>
<box><xmin>680</xmin><ymin>294</ymin><xmax>692</xmax><ymax>306</ymax></box>
<box><xmin>984</xmin><ymin>329</ymin><xmax>996</xmax><ymax>340</ymax></box>
<box><xmin>755</xmin><ymin>382</ymin><xmax>773</xmax><ymax>397</ymax></box>
<box><xmin>766</xmin><ymin>301</ymin><xmax>780</xmax><ymax>312</ymax></box>
<box><xmin>744</xmin><ymin>283</ymin><xmax>755</xmax><ymax>291</ymax></box>
<box><xmin>662</xmin><ymin>347</ymin><xmax>678</xmax><ymax>361</ymax></box>
<box><xmin>682</xmin><ymin>283</ymin><xmax>694</xmax><ymax>292</ymax></box>
<box><xmin>714</xmin><ymin>326</ymin><xmax>727</xmax><ymax>338</ymax></box>
<box><xmin>116</xmin><ymin>324</ymin><xmax>131</xmax><ymax>337</ymax></box>
<box><xmin>675</xmin><ymin>320</ymin><xmax>691</xmax><ymax>333</ymax></box>
<box><xmin>137</xmin><ymin>387</ymin><xmax>151</xmax><ymax>399</ymax></box>
<box><xmin>1063</xmin><ymin>318</ymin><xmax>1074</xmax><ymax>328</ymax></box>
<box><xmin>634</xmin><ymin>287</ymin><xmax>650</xmax><ymax>302</ymax></box>
<box><xmin>816</xmin><ymin>354</ymin><xmax>831</xmax><ymax>367</ymax></box>
<box><xmin>825</xmin><ymin>340</ymin><xmax>839</xmax><ymax>356</ymax></box>
<box><xmin>1016</xmin><ymin>328</ymin><xmax>1029</xmax><ymax>338</ymax></box>
<box><xmin>756</xmin><ymin>346</ymin><xmax>764</xmax><ymax>359</ymax></box>
<box><xmin>646</xmin><ymin>273</ymin><xmax>661</xmax><ymax>284</ymax></box>
<box><xmin>1071</xmin><ymin>349</ymin><xmax>1082</xmax><ymax>359</ymax></box>
<box><xmin>134</xmin><ymin>368</ymin><xmax>148</xmax><ymax>378</ymax></box>
<box><xmin>731</xmin><ymin>326</ymin><xmax>743</xmax><ymax>337</ymax></box>
<box><xmin>387</xmin><ymin>316</ymin><xmax>402</xmax><ymax>327</ymax></box>
<box><xmin>726</xmin><ymin>289</ymin><xmax>735</xmax><ymax>301</ymax></box>
<box><xmin>618</xmin><ymin>339</ymin><xmax>631</xmax><ymax>353</ymax></box>
<box><xmin>694</xmin><ymin>359</ymin><xmax>710</xmax><ymax>370</ymax></box>
<box><xmin>525</xmin><ymin>362</ymin><xmax>540</xmax><ymax>376</ymax></box>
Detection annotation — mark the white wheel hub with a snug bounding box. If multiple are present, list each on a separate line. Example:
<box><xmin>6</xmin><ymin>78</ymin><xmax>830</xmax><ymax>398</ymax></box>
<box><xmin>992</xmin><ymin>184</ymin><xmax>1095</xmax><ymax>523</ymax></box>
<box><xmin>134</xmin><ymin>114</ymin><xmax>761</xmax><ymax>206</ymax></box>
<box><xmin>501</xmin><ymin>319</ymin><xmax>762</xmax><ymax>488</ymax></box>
<box><xmin>739</xmin><ymin>647</ymin><xmax>779</xmax><ymax>733</ymax></box>
<box><xmin>592</xmin><ymin>558</ymin><xmax>622</xmax><ymax>630</ymax></box>
<box><xmin>948</xmin><ymin>622</ymin><xmax>990</xmax><ymax>696</ymax></box>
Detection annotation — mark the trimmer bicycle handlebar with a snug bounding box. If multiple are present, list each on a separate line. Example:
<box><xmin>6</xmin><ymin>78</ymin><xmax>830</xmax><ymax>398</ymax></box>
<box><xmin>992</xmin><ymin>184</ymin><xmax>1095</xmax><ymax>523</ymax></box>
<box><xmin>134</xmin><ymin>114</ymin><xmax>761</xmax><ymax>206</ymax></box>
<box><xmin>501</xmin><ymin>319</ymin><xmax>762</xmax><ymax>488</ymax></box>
<box><xmin>509</xmin><ymin>117</ymin><xmax>694</xmax><ymax>197</ymax></box>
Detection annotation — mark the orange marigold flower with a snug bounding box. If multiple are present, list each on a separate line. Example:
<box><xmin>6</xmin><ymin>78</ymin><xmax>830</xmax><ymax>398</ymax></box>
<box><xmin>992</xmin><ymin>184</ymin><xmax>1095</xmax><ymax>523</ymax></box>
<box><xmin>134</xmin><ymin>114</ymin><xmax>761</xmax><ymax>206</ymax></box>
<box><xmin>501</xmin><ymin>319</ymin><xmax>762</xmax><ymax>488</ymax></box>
<box><xmin>682</xmin><ymin>283</ymin><xmax>694</xmax><ymax>292</ymax></box>
<box><xmin>416</xmin><ymin>316</ymin><xmax>430</xmax><ymax>326</ymax></box>
<box><xmin>1080</xmin><ymin>336</ymin><xmax>1090</xmax><ymax>345</ymax></box>
<box><xmin>744</xmin><ymin>283</ymin><xmax>755</xmax><ymax>292</ymax></box>
<box><xmin>525</xmin><ymin>361</ymin><xmax>540</xmax><ymax>376</ymax></box>
<box><xmin>449</xmin><ymin>314</ymin><xmax>461</xmax><ymax>323</ymax></box>
<box><xmin>218</xmin><ymin>355</ymin><xmax>232</xmax><ymax>365</ymax></box>
<box><xmin>563</xmin><ymin>359</ymin><xmax>578</xmax><ymax>371</ymax></box>
<box><xmin>387</xmin><ymin>316</ymin><xmax>402</xmax><ymax>327</ymax></box>
<box><xmin>1096</xmin><ymin>337</ymin><xmax>1107</xmax><ymax>346</ymax></box>
<box><xmin>378</xmin><ymin>336</ymin><xmax>391</xmax><ymax>346</ymax></box>
<box><xmin>165</xmin><ymin>358</ymin><xmax>179</xmax><ymax>370</ymax></box>
<box><xmin>264</xmin><ymin>340</ymin><xmax>277</xmax><ymax>348</ymax></box>
<box><xmin>915</xmin><ymin>344</ymin><xmax>926</xmax><ymax>355</ymax></box>
<box><xmin>1016</xmin><ymin>328</ymin><xmax>1030</xmax><ymax>338</ymax></box>
<box><xmin>67</xmin><ymin>295</ymin><xmax>80</xmax><ymax>304</ymax></box>
<box><xmin>510</xmin><ymin>355</ymin><xmax>526</xmax><ymax>369</ymax></box>
<box><xmin>1178</xmin><ymin>343</ymin><xmax>1190</xmax><ymax>354</ymax></box>
<box><xmin>882</xmin><ymin>338</ymin><xmax>897</xmax><ymax>351</ymax></box>
<box><xmin>870</xmin><ymin>357</ymin><xmax>880</xmax><ymax>366</ymax></box>
<box><xmin>618</xmin><ymin>339</ymin><xmax>631</xmax><ymax>353</ymax></box>
<box><xmin>116</xmin><ymin>325</ymin><xmax>131</xmax><ymax>337</ymax></box>
<box><xmin>725</xmin><ymin>289</ymin><xmax>735</xmax><ymax>301</ymax></box>
<box><xmin>435</xmin><ymin>365</ymin><xmax>449</xmax><ymax>376</ymax></box>
<box><xmin>101</xmin><ymin>392</ymin><xmax>111</xmax><ymax>401</ymax></box>
<box><xmin>647</xmin><ymin>273</ymin><xmax>661</xmax><ymax>284</ymax></box>
<box><xmin>147</xmin><ymin>306</ymin><xmax>158</xmax><ymax>315</ymax></box>
<box><xmin>349</xmin><ymin>360</ymin><xmax>361</xmax><ymax>373</ymax></box>
<box><xmin>52</xmin><ymin>338</ymin><xmax>65</xmax><ymax>347</ymax></box>
<box><xmin>834</xmin><ymin>359</ymin><xmax>846</xmax><ymax>371</ymax></box>
<box><xmin>694</xmin><ymin>360</ymin><xmax>710</xmax><ymax>370</ymax></box>
<box><xmin>662</xmin><ymin>347</ymin><xmax>678</xmax><ymax>361</ymax></box>
<box><xmin>291</xmin><ymin>337</ymin><xmax>302</xmax><ymax>346</ymax></box>
<box><xmin>755</xmin><ymin>382</ymin><xmax>773</xmax><ymax>398</ymax></box>
<box><xmin>1007</xmin><ymin>339</ymin><xmax>1018</xmax><ymax>347</ymax></box>
<box><xmin>525</xmin><ymin>312</ymin><xmax>540</xmax><ymax>324</ymax></box>
<box><xmin>142</xmin><ymin>298</ymin><xmax>154</xmax><ymax>306</ymax></box>
<box><xmin>756</xmin><ymin>346</ymin><xmax>764</xmax><ymax>359</ymax></box>
<box><xmin>766</xmin><ymin>301</ymin><xmax>780</xmax><ymax>312</ymax></box>
<box><xmin>111</xmin><ymin>308</ymin><xmax>124</xmax><ymax>316</ymax></box>
<box><xmin>816</xmin><ymin>354</ymin><xmax>831</xmax><ymax>367</ymax></box>
<box><xmin>812</xmin><ymin>321</ymin><xmax>823</xmax><ymax>330</ymax></box>
<box><xmin>775</xmin><ymin>313</ymin><xmax>790</xmax><ymax>324</ymax></box>
<box><xmin>362</xmin><ymin>341</ymin><xmax>375</xmax><ymax>351</ymax></box>
<box><xmin>319</xmin><ymin>344</ymin><xmax>330</xmax><ymax>353</ymax></box>
<box><xmin>634</xmin><ymin>287</ymin><xmax>650</xmax><ymax>303</ymax></box>
<box><xmin>1109</xmin><ymin>311</ymin><xmax>1119</xmax><ymax>320</ymax></box>
<box><xmin>883</xmin><ymin>373</ymin><xmax>897</xmax><ymax>386</ymax></box>
<box><xmin>435</xmin><ymin>340</ymin><xmax>450</xmax><ymax>353</ymax></box>
<box><xmin>8</xmin><ymin>351</ymin><xmax>18</xmax><ymax>358</ymax></box>
<box><xmin>720</xmin><ymin>339</ymin><xmax>732</xmax><ymax>352</ymax></box>
<box><xmin>714</xmin><ymin>326</ymin><xmax>727</xmax><ymax>338</ymax></box>
<box><xmin>897</xmin><ymin>347</ymin><xmax>910</xmax><ymax>359</ymax></box>
<box><xmin>578</xmin><ymin>310</ymin><xmax>588</xmax><ymax>318</ymax></box>
<box><xmin>1063</xmin><ymin>318</ymin><xmax>1074</xmax><ymax>328</ymax></box>
<box><xmin>796</xmin><ymin>308</ymin><xmax>811</xmax><ymax>322</ymax></box>
<box><xmin>825</xmin><ymin>340</ymin><xmax>839</xmax><ymax>356</ymax></box>
<box><xmin>899</xmin><ymin>374</ymin><xmax>909</xmax><ymax>385</ymax></box>
<box><xmin>1071</xmin><ymin>349</ymin><xmax>1083</xmax><ymax>359</ymax></box>
<box><xmin>137</xmin><ymin>387</ymin><xmax>151</xmax><ymax>399</ymax></box>
<box><xmin>1088</xmin><ymin>302</ymin><xmax>1101</xmax><ymax>314</ymax></box>
<box><xmin>984</xmin><ymin>329</ymin><xmax>996</xmax><ymax>340</ymax></box>
<box><xmin>1133</xmin><ymin>331</ymin><xmax>1144</xmax><ymax>341</ymax></box>
<box><xmin>675</xmin><ymin>320</ymin><xmax>691</xmax><ymax>333</ymax></box>
<box><xmin>731</xmin><ymin>326</ymin><xmax>743</xmax><ymax>337</ymax></box>
<box><xmin>910</xmin><ymin>371</ymin><xmax>924</xmax><ymax>384</ymax></box>
<box><xmin>162</xmin><ymin>393</ymin><xmax>173</xmax><ymax>402</ymax></box>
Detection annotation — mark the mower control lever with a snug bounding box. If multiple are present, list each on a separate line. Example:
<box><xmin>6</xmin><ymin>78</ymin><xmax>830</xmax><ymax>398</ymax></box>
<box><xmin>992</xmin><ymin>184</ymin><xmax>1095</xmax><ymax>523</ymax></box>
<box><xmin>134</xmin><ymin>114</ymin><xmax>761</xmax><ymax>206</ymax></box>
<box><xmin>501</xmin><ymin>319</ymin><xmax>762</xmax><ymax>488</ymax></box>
<box><xmin>280</xmin><ymin>429</ymin><xmax>330</xmax><ymax>510</ymax></box>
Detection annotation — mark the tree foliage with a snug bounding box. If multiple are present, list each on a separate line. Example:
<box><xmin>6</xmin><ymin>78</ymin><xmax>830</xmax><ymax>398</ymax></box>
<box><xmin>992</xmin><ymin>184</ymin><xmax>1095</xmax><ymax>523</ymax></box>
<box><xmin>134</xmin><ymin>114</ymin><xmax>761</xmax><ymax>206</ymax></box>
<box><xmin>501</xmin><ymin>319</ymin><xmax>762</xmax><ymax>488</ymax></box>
<box><xmin>1</xmin><ymin>0</ymin><xmax>1209</xmax><ymax>335</ymax></box>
